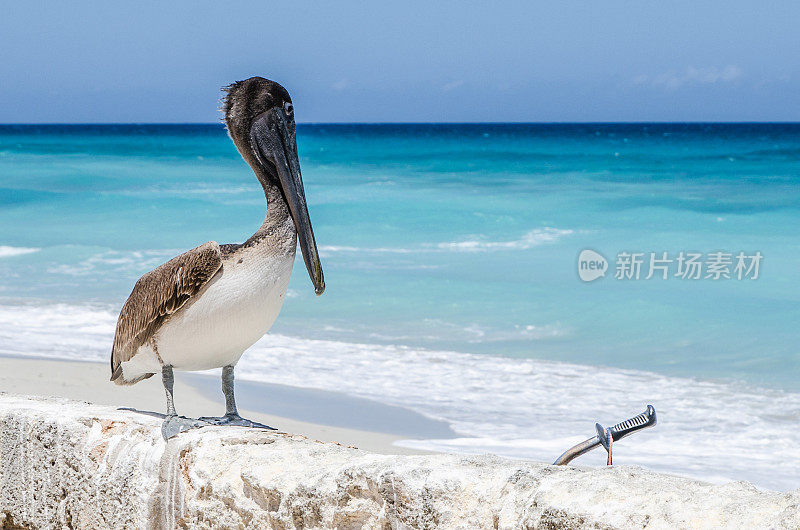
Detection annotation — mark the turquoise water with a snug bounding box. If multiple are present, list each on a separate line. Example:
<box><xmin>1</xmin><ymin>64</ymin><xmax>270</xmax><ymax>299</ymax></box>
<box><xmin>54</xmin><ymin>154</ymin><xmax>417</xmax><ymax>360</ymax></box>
<box><xmin>2</xmin><ymin>123</ymin><xmax>798</xmax><ymax>387</ymax></box>
<box><xmin>0</xmin><ymin>124</ymin><xmax>798</xmax><ymax>488</ymax></box>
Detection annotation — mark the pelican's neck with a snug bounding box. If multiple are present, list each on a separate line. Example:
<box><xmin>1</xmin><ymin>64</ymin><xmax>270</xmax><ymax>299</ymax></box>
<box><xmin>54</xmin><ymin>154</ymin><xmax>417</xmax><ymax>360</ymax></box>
<box><xmin>261</xmin><ymin>178</ymin><xmax>290</xmax><ymax>227</ymax></box>
<box><xmin>245</xmin><ymin>177</ymin><xmax>297</xmax><ymax>254</ymax></box>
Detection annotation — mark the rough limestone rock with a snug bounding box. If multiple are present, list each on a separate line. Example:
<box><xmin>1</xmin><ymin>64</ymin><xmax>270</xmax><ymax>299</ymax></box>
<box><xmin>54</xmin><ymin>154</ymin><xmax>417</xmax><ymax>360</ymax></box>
<box><xmin>0</xmin><ymin>395</ymin><xmax>797</xmax><ymax>529</ymax></box>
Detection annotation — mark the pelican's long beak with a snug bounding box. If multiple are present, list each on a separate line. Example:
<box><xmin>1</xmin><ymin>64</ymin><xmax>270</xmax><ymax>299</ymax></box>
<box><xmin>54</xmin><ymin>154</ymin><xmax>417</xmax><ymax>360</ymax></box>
<box><xmin>250</xmin><ymin>109</ymin><xmax>325</xmax><ymax>295</ymax></box>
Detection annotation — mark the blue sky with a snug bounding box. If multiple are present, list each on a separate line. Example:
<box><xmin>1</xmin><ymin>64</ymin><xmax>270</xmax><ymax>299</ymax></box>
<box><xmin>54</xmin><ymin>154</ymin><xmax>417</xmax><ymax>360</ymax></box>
<box><xmin>1</xmin><ymin>1</ymin><xmax>798</xmax><ymax>122</ymax></box>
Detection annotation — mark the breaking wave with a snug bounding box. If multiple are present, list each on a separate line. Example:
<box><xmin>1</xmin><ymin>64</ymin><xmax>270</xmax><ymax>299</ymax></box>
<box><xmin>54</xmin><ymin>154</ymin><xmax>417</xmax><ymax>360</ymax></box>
<box><xmin>0</xmin><ymin>246</ymin><xmax>40</xmax><ymax>258</ymax></box>
<box><xmin>0</xmin><ymin>301</ymin><xmax>797</xmax><ymax>491</ymax></box>
<box><xmin>319</xmin><ymin>228</ymin><xmax>573</xmax><ymax>256</ymax></box>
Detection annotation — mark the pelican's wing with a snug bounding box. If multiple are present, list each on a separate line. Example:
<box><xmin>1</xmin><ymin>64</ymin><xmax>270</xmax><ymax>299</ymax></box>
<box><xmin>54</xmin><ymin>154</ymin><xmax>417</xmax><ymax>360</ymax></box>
<box><xmin>110</xmin><ymin>241</ymin><xmax>222</xmax><ymax>384</ymax></box>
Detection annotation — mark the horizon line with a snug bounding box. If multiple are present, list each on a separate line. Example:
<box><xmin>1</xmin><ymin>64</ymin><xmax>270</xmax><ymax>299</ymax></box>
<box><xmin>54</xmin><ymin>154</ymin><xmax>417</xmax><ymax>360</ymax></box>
<box><xmin>2</xmin><ymin>120</ymin><xmax>800</xmax><ymax>126</ymax></box>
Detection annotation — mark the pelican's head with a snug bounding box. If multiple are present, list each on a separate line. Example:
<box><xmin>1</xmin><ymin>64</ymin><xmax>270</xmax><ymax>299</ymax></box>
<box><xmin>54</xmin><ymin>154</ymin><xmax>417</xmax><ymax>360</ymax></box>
<box><xmin>223</xmin><ymin>77</ymin><xmax>325</xmax><ymax>295</ymax></box>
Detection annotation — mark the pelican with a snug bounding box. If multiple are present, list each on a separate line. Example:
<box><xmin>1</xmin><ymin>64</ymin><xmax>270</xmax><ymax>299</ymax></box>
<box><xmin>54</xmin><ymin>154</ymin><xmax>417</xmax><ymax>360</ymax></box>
<box><xmin>110</xmin><ymin>77</ymin><xmax>325</xmax><ymax>438</ymax></box>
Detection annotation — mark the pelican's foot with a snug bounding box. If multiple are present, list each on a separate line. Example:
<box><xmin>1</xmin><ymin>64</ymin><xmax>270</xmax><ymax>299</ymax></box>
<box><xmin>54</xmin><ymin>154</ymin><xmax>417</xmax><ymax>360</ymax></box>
<box><xmin>161</xmin><ymin>415</ymin><xmax>210</xmax><ymax>440</ymax></box>
<box><xmin>198</xmin><ymin>413</ymin><xmax>276</xmax><ymax>430</ymax></box>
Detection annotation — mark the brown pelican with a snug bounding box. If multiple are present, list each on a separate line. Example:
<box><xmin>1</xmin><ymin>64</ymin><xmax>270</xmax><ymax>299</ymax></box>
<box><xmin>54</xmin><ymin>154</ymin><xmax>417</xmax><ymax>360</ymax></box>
<box><xmin>110</xmin><ymin>77</ymin><xmax>325</xmax><ymax>438</ymax></box>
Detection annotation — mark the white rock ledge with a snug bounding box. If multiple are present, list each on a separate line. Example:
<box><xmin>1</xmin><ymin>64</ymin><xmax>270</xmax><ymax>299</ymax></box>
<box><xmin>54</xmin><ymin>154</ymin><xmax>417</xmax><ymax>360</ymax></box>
<box><xmin>0</xmin><ymin>395</ymin><xmax>797</xmax><ymax>529</ymax></box>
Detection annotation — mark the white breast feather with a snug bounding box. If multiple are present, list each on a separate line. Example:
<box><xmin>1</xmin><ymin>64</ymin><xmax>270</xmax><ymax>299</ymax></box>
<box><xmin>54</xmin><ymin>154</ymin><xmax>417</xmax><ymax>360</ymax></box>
<box><xmin>120</xmin><ymin>245</ymin><xmax>295</xmax><ymax>377</ymax></box>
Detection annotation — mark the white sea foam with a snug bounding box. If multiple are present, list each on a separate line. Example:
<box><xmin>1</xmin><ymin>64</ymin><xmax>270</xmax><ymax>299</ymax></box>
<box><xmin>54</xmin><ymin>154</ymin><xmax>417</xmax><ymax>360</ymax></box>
<box><xmin>0</xmin><ymin>301</ymin><xmax>796</xmax><ymax>491</ymax></box>
<box><xmin>436</xmin><ymin>228</ymin><xmax>574</xmax><ymax>252</ymax></box>
<box><xmin>360</xmin><ymin>320</ymin><xmax>570</xmax><ymax>344</ymax></box>
<box><xmin>0</xmin><ymin>246</ymin><xmax>40</xmax><ymax>258</ymax></box>
<box><xmin>46</xmin><ymin>249</ymin><xmax>176</xmax><ymax>276</ymax></box>
<box><xmin>121</xmin><ymin>185</ymin><xmax>255</xmax><ymax>197</ymax></box>
<box><xmin>236</xmin><ymin>334</ymin><xmax>800</xmax><ymax>491</ymax></box>
<box><xmin>0</xmin><ymin>303</ymin><xmax>117</xmax><ymax>362</ymax></box>
<box><xmin>319</xmin><ymin>227</ymin><xmax>573</xmax><ymax>256</ymax></box>
<box><xmin>318</xmin><ymin>245</ymin><xmax>414</xmax><ymax>255</ymax></box>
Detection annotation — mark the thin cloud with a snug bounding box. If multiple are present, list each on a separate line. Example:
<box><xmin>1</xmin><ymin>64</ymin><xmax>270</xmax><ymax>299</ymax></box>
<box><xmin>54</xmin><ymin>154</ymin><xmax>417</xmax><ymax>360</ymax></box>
<box><xmin>441</xmin><ymin>80</ymin><xmax>464</xmax><ymax>92</ymax></box>
<box><xmin>331</xmin><ymin>79</ymin><xmax>349</xmax><ymax>91</ymax></box>
<box><xmin>634</xmin><ymin>65</ymin><xmax>743</xmax><ymax>90</ymax></box>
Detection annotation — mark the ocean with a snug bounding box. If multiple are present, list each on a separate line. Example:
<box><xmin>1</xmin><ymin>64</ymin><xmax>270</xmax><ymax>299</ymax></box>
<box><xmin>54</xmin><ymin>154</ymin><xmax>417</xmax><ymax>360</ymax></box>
<box><xmin>0</xmin><ymin>123</ymin><xmax>798</xmax><ymax>490</ymax></box>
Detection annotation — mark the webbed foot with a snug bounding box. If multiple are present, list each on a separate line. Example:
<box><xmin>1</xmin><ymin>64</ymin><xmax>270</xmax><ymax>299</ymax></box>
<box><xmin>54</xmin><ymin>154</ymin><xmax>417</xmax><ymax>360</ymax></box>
<box><xmin>197</xmin><ymin>413</ymin><xmax>276</xmax><ymax>430</ymax></box>
<box><xmin>161</xmin><ymin>415</ymin><xmax>210</xmax><ymax>440</ymax></box>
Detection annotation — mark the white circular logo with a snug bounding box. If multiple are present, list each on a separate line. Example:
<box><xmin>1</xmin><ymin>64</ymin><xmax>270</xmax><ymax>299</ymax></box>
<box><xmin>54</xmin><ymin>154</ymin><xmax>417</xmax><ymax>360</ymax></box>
<box><xmin>578</xmin><ymin>249</ymin><xmax>607</xmax><ymax>282</ymax></box>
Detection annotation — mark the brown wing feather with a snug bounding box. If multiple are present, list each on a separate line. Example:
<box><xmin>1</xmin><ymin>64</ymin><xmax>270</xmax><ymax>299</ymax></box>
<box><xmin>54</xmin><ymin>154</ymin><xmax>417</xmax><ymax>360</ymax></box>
<box><xmin>110</xmin><ymin>241</ymin><xmax>222</xmax><ymax>385</ymax></box>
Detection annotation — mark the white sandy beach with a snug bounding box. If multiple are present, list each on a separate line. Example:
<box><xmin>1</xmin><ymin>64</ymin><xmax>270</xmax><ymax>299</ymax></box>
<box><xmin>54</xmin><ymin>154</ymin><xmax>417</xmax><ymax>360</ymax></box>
<box><xmin>0</xmin><ymin>355</ymin><xmax>442</xmax><ymax>455</ymax></box>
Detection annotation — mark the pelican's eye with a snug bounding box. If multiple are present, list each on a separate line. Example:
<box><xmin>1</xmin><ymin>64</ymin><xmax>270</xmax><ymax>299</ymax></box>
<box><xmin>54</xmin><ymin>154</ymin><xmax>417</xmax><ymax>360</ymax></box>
<box><xmin>283</xmin><ymin>101</ymin><xmax>293</xmax><ymax>115</ymax></box>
